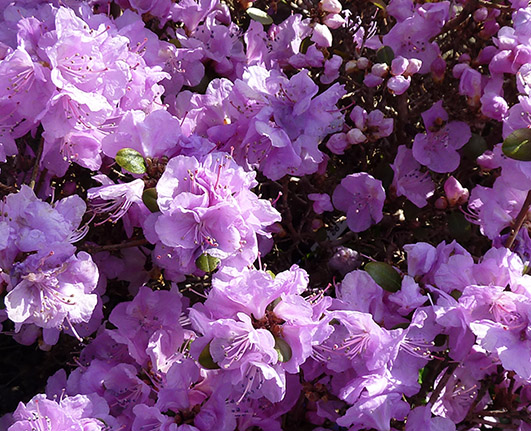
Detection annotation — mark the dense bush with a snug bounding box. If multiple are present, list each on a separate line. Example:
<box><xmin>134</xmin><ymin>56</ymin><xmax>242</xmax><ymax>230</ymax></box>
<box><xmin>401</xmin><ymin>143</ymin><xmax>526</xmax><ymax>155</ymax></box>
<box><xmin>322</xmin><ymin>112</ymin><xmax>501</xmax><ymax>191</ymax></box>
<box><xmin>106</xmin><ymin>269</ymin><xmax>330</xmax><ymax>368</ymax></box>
<box><xmin>0</xmin><ymin>0</ymin><xmax>530</xmax><ymax>430</ymax></box>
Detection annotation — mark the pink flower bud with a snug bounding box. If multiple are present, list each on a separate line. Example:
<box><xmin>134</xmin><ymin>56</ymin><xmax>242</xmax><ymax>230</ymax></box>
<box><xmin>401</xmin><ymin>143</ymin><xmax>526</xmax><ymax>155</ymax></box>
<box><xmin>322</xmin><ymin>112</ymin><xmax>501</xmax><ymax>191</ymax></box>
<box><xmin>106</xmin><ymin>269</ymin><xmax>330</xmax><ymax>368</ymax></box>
<box><xmin>405</xmin><ymin>58</ymin><xmax>422</xmax><ymax>76</ymax></box>
<box><xmin>308</xmin><ymin>193</ymin><xmax>334</xmax><ymax>214</ymax></box>
<box><xmin>431</xmin><ymin>56</ymin><xmax>446</xmax><ymax>83</ymax></box>
<box><xmin>371</xmin><ymin>63</ymin><xmax>389</xmax><ymax>77</ymax></box>
<box><xmin>350</xmin><ymin>106</ymin><xmax>368</xmax><ymax>129</ymax></box>
<box><xmin>323</xmin><ymin>13</ymin><xmax>346</xmax><ymax>29</ymax></box>
<box><xmin>452</xmin><ymin>63</ymin><xmax>469</xmax><ymax>79</ymax></box>
<box><xmin>473</xmin><ymin>7</ymin><xmax>488</xmax><ymax>22</ymax></box>
<box><xmin>357</xmin><ymin>57</ymin><xmax>370</xmax><ymax>70</ymax></box>
<box><xmin>320</xmin><ymin>0</ymin><xmax>342</xmax><ymax>13</ymax></box>
<box><xmin>444</xmin><ymin>176</ymin><xmax>469</xmax><ymax>206</ymax></box>
<box><xmin>387</xmin><ymin>75</ymin><xmax>411</xmax><ymax>95</ymax></box>
<box><xmin>434</xmin><ymin>196</ymin><xmax>448</xmax><ymax>210</ymax></box>
<box><xmin>363</xmin><ymin>73</ymin><xmax>384</xmax><ymax>87</ymax></box>
<box><xmin>311</xmin><ymin>23</ymin><xmax>333</xmax><ymax>47</ymax></box>
<box><xmin>391</xmin><ymin>57</ymin><xmax>409</xmax><ymax>76</ymax></box>
<box><xmin>347</xmin><ymin>128</ymin><xmax>367</xmax><ymax>145</ymax></box>
<box><xmin>326</xmin><ymin>132</ymin><xmax>349</xmax><ymax>155</ymax></box>
<box><xmin>345</xmin><ymin>59</ymin><xmax>358</xmax><ymax>74</ymax></box>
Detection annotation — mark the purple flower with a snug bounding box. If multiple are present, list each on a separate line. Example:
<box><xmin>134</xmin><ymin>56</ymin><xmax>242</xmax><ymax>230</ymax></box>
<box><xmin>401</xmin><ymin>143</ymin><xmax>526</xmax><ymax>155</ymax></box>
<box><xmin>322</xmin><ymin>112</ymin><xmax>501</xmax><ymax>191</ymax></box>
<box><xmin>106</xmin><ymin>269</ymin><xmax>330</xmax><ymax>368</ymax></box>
<box><xmin>109</xmin><ymin>285</ymin><xmax>185</xmax><ymax>368</ymax></box>
<box><xmin>308</xmin><ymin>193</ymin><xmax>333</xmax><ymax>214</ymax></box>
<box><xmin>88</xmin><ymin>176</ymin><xmax>145</xmax><ymax>226</ymax></box>
<box><xmin>145</xmin><ymin>152</ymin><xmax>280</xmax><ymax>277</ymax></box>
<box><xmin>332</xmin><ymin>172</ymin><xmax>385</xmax><ymax>232</ymax></box>
<box><xmin>8</xmin><ymin>393</ymin><xmax>111</xmax><ymax>431</ymax></box>
<box><xmin>405</xmin><ymin>405</ymin><xmax>456</xmax><ymax>431</ymax></box>
<box><xmin>189</xmin><ymin>265</ymin><xmax>328</xmax><ymax>402</ymax></box>
<box><xmin>5</xmin><ymin>244</ymin><xmax>99</xmax><ymax>332</ymax></box>
<box><xmin>391</xmin><ymin>146</ymin><xmax>435</xmax><ymax>207</ymax></box>
<box><xmin>412</xmin><ymin>102</ymin><xmax>471</xmax><ymax>173</ymax></box>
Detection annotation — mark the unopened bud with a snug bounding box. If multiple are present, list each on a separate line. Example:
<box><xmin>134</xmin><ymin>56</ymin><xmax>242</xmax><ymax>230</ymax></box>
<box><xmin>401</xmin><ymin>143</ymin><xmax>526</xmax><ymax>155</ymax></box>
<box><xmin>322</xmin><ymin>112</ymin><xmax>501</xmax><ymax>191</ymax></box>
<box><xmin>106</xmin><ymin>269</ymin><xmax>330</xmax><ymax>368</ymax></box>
<box><xmin>434</xmin><ymin>196</ymin><xmax>448</xmax><ymax>210</ymax></box>
<box><xmin>444</xmin><ymin>176</ymin><xmax>469</xmax><ymax>206</ymax></box>
<box><xmin>319</xmin><ymin>0</ymin><xmax>342</xmax><ymax>14</ymax></box>
<box><xmin>345</xmin><ymin>59</ymin><xmax>358</xmax><ymax>74</ymax></box>
<box><xmin>357</xmin><ymin>57</ymin><xmax>369</xmax><ymax>70</ymax></box>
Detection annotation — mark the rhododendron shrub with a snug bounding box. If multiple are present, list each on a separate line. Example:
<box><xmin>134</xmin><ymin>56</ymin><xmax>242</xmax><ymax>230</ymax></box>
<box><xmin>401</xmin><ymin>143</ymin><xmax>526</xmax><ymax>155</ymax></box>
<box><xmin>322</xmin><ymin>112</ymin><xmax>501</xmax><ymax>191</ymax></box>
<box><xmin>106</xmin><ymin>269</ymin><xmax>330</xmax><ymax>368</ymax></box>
<box><xmin>0</xmin><ymin>0</ymin><xmax>530</xmax><ymax>430</ymax></box>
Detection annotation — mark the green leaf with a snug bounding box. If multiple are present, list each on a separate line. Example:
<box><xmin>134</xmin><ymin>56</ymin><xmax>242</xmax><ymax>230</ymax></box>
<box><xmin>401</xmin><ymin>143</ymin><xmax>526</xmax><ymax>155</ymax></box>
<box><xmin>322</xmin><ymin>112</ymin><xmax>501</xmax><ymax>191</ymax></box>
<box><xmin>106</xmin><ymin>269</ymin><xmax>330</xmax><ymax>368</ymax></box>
<box><xmin>142</xmin><ymin>188</ymin><xmax>160</xmax><ymax>213</ymax></box>
<box><xmin>198</xmin><ymin>342</ymin><xmax>220</xmax><ymax>369</ymax></box>
<box><xmin>246</xmin><ymin>7</ymin><xmax>273</xmax><ymax>25</ymax></box>
<box><xmin>195</xmin><ymin>253</ymin><xmax>220</xmax><ymax>273</ymax></box>
<box><xmin>370</xmin><ymin>0</ymin><xmax>387</xmax><ymax>9</ymax></box>
<box><xmin>463</xmin><ymin>133</ymin><xmax>487</xmax><ymax>159</ymax></box>
<box><xmin>274</xmin><ymin>337</ymin><xmax>292</xmax><ymax>363</ymax></box>
<box><xmin>375</xmin><ymin>46</ymin><xmax>394</xmax><ymax>67</ymax></box>
<box><xmin>502</xmin><ymin>128</ymin><xmax>531</xmax><ymax>161</ymax></box>
<box><xmin>115</xmin><ymin>148</ymin><xmax>146</xmax><ymax>174</ymax></box>
<box><xmin>418</xmin><ymin>367</ymin><xmax>427</xmax><ymax>385</ymax></box>
<box><xmin>299</xmin><ymin>36</ymin><xmax>313</xmax><ymax>54</ymax></box>
<box><xmin>448</xmin><ymin>211</ymin><xmax>471</xmax><ymax>241</ymax></box>
<box><xmin>169</xmin><ymin>38</ymin><xmax>181</xmax><ymax>48</ymax></box>
<box><xmin>364</xmin><ymin>261</ymin><xmax>402</xmax><ymax>292</ymax></box>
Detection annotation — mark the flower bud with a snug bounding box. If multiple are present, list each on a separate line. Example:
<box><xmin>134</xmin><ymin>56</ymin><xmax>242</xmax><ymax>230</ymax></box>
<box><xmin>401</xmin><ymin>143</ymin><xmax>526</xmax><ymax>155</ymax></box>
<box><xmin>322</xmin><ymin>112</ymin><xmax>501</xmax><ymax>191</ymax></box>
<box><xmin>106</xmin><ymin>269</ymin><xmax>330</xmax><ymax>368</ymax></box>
<box><xmin>434</xmin><ymin>196</ymin><xmax>448</xmax><ymax>210</ymax></box>
<box><xmin>347</xmin><ymin>128</ymin><xmax>367</xmax><ymax>145</ymax></box>
<box><xmin>328</xmin><ymin>247</ymin><xmax>360</xmax><ymax>275</ymax></box>
<box><xmin>357</xmin><ymin>57</ymin><xmax>370</xmax><ymax>70</ymax></box>
<box><xmin>473</xmin><ymin>7</ymin><xmax>488</xmax><ymax>22</ymax></box>
<box><xmin>324</xmin><ymin>13</ymin><xmax>346</xmax><ymax>29</ymax></box>
<box><xmin>345</xmin><ymin>59</ymin><xmax>358</xmax><ymax>74</ymax></box>
<box><xmin>444</xmin><ymin>176</ymin><xmax>469</xmax><ymax>206</ymax></box>
<box><xmin>320</xmin><ymin>0</ymin><xmax>342</xmax><ymax>14</ymax></box>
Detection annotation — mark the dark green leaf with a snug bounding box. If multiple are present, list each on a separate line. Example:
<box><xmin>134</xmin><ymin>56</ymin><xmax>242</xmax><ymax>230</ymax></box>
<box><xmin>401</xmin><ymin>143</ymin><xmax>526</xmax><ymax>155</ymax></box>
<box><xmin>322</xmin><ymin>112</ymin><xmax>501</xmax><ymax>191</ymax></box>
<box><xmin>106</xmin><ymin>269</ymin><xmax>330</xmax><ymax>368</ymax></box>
<box><xmin>195</xmin><ymin>253</ymin><xmax>220</xmax><ymax>273</ymax></box>
<box><xmin>274</xmin><ymin>337</ymin><xmax>292</xmax><ymax>363</ymax></box>
<box><xmin>447</xmin><ymin>211</ymin><xmax>471</xmax><ymax>241</ymax></box>
<box><xmin>376</xmin><ymin>46</ymin><xmax>394</xmax><ymax>67</ymax></box>
<box><xmin>198</xmin><ymin>342</ymin><xmax>220</xmax><ymax>369</ymax></box>
<box><xmin>299</xmin><ymin>36</ymin><xmax>313</xmax><ymax>54</ymax></box>
<box><xmin>364</xmin><ymin>261</ymin><xmax>401</xmax><ymax>292</ymax></box>
<box><xmin>142</xmin><ymin>188</ymin><xmax>160</xmax><ymax>213</ymax></box>
<box><xmin>463</xmin><ymin>133</ymin><xmax>487</xmax><ymax>159</ymax></box>
<box><xmin>115</xmin><ymin>148</ymin><xmax>146</xmax><ymax>174</ymax></box>
<box><xmin>502</xmin><ymin>128</ymin><xmax>531</xmax><ymax>161</ymax></box>
<box><xmin>246</xmin><ymin>7</ymin><xmax>273</xmax><ymax>25</ymax></box>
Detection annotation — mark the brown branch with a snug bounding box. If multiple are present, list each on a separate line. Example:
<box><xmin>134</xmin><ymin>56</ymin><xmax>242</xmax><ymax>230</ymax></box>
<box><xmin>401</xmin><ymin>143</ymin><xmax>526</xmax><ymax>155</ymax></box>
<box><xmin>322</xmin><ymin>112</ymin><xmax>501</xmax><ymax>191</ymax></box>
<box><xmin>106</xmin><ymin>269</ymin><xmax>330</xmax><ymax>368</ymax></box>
<box><xmin>478</xmin><ymin>0</ymin><xmax>511</xmax><ymax>9</ymax></box>
<box><xmin>29</xmin><ymin>137</ymin><xmax>44</xmax><ymax>190</ymax></box>
<box><xmin>505</xmin><ymin>190</ymin><xmax>531</xmax><ymax>249</ymax></box>
<box><xmin>431</xmin><ymin>0</ymin><xmax>479</xmax><ymax>42</ymax></box>
<box><xmin>428</xmin><ymin>362</ymin><xmax>459</xmax><ymax>405</ymax></box>
<box><xmin>80</xmin><ymin>238</ymin><xmax>149</xmax><ymax>253</ymax></box>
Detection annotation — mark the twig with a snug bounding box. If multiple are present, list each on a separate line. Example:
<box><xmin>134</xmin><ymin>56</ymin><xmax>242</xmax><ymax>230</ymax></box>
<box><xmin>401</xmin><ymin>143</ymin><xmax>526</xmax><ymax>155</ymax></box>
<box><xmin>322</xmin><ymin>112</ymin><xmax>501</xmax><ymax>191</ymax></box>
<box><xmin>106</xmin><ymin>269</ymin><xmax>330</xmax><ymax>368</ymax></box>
<box><xmin>0</xmin><ymin>183</ymin><xmax>17</xmax><ymax>195</ymax></box>
<box><xmin>470</xmin><ymin>418</ymin><xmax>518</xmax><ymax>429</ymax></box>
<box><xmin>431</xmin><ymin>0</ymin><xmax>478</xmax><ymax>42</ymax></box>
<box><xmin>505</xmin><ymin>190</ymin><xmax>531</xmax><ymax>249</ymax></box>
<box><xmin>428</xmin><ymin>362</ymin><xmax>458</xmax><ymax>405</ymax></box>
<box><xmin>478</xmin><ymin>0</ymin><xmax>511</xmax><ymax>9</ymax></box>
<box><xmin>29</xmin><ymin>137</ymin><xmax>44</xmax><ymax>190</ymax></box>
<box><xmin>81</xmin><ymin>238</ymin><xmax>149</xmax><ymax>253</ymax></box>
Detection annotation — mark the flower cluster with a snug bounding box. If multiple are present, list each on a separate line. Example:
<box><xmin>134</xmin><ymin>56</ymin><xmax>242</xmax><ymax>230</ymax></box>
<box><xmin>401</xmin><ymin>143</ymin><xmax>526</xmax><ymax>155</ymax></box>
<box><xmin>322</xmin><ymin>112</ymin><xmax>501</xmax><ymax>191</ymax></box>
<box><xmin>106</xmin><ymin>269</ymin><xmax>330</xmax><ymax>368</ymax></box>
<box><xmin>0</xmin><ymin>0</ymin><xmax>530</xmax><ymax>430</ymax></box>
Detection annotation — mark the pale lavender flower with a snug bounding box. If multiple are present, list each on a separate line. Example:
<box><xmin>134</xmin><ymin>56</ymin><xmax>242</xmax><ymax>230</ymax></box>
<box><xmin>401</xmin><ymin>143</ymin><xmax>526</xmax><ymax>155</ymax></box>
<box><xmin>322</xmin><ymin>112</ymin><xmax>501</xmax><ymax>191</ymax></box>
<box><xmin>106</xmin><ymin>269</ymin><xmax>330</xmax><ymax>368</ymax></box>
<box><xmin>8</xmin><ymin>393</ymin><xmax>111</xmax><ymax>431</ymax></box>
<box><xmin>146</xmin><ymin>152</ymin><xmax>280</xmax><ymax>277</ymax></box>
<box><xmin>5</xmin><ymin>244</ymin><xmax>99</xmax><ymax>333</ymax></box>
